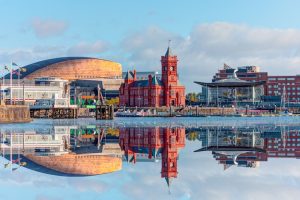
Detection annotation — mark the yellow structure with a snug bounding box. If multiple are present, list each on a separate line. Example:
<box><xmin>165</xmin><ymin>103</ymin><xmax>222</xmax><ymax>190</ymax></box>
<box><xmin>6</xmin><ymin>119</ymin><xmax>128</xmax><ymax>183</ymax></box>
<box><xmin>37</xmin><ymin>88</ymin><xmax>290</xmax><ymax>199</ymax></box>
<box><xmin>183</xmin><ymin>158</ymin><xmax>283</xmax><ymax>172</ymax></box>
<box><xmin>8</xmin><ymin>57</ymin><xmax>122</xmax><ymax>81</ymax></box>
<box><xmin>25</xmin><ymin>153</ymin><xmax>122</xmax><ymax>175</ymax></box>
<box><xmin>0</xmin><ymin>105</ymin><xmax>31</xmax><ymax>123</ymax></box>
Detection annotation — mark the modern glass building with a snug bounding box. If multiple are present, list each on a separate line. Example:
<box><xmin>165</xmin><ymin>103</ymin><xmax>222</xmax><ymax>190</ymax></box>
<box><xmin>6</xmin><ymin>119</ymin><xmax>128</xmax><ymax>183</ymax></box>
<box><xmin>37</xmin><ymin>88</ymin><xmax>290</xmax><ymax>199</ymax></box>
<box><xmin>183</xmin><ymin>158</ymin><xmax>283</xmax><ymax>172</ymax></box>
<box><xmin>195</xmin><ymin>74</ymin><xmax>265</xmax><ymax>106</ymax></box>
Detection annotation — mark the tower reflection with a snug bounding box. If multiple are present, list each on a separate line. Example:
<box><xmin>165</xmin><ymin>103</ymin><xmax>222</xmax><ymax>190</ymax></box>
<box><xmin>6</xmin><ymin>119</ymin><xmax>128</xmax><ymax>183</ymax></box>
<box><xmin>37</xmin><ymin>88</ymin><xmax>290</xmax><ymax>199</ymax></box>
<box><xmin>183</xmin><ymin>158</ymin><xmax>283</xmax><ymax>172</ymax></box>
<box><xmin>119</xmin><ymin>127</ymin><xmax>185</xmax><ymax>186</ymax></box>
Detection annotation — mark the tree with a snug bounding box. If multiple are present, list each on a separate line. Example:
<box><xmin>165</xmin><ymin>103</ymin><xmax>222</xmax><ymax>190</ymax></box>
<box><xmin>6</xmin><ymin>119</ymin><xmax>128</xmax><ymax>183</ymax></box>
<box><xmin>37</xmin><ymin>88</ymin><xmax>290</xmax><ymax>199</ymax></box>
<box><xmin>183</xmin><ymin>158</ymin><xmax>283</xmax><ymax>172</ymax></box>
<box><xmin>106</xmin><ymin>97</ymin><xmax>119</xmax><ymax>106</ymax></box>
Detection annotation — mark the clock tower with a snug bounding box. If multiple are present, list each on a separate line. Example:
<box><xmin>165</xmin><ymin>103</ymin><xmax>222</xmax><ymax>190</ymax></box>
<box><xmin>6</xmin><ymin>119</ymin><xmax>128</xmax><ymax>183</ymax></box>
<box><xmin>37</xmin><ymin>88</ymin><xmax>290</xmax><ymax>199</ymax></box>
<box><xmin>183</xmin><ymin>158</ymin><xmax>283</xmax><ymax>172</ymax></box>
<box><xmin>161</xmin><ymin>43</ymin><xmax>179</xmax><ymax>106</ymax></box>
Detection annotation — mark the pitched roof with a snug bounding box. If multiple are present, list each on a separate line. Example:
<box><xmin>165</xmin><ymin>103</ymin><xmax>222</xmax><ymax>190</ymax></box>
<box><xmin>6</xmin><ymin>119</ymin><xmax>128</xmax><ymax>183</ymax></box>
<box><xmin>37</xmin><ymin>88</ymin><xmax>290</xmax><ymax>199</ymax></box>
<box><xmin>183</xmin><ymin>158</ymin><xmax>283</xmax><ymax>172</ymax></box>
<box><xmin>124</xmin><ymin>71</ymin><xmax>134</xmax><ymax>80</ymax></box>
<box><xmin>152</xmin><ymin>75</ymin><xmax>163</xmax><ymax>86</ymax></box>
<box><xmin>131</xmin><ymin>75</ymin><xmax>163</xmax><ymax>87</ymax></box>
<box><xmin>165</xmin><ymin>46</ymin><xmax>172</xmax><ymax>57</ymax></box>
<box><xmin>131</xmin><ymin>80</ymin><xmax>149</xmax><ymax>87</ymax></box>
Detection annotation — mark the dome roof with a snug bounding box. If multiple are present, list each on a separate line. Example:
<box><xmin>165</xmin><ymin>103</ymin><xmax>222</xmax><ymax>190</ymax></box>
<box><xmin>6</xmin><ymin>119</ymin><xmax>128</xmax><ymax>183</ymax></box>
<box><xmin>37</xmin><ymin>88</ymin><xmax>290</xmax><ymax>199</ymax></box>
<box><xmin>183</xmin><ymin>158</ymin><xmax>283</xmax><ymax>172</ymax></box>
<box><xmin>24</xmin><ymin>153</ymin><xmax>122</xmax><ymax>176</ymax></box>
<box><xmin>5</xmin><ymin>57</ymin><xmax>122</xmax><ymax>80</ymax></box>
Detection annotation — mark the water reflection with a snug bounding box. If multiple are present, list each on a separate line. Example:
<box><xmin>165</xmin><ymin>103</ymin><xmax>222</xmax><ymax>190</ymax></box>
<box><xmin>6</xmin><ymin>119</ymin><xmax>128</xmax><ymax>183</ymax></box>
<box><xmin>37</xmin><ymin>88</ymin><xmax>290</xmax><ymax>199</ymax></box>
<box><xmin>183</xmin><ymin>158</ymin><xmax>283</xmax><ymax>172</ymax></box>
<box><xmin>119</xmin><ymin>127</ymin><xmax>185</xmax><ymax>186</ymax></box>
<box><xmin>0</xmin><ymin>124</ymin><xmax>186</xmax><ymax>187</ymax></box>
<box><xmin>188</xmin><ymin>125</ymin><xmax>300</xmax><ymax>169</ymax></box>
<box><xmin>1</xmin><ymin>120</ymin><xmax>300</xmax><ymax>193</ymax></box>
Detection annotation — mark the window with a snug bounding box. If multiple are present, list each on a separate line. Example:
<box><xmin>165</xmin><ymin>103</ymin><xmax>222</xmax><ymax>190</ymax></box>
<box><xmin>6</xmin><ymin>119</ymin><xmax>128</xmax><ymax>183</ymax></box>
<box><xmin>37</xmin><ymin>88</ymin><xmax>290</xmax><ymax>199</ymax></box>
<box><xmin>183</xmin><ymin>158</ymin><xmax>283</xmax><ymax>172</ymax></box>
<box><xmin>287</xmin><ymin>78</ymin><xmax>295</xmax><ymax>81</ymax></box>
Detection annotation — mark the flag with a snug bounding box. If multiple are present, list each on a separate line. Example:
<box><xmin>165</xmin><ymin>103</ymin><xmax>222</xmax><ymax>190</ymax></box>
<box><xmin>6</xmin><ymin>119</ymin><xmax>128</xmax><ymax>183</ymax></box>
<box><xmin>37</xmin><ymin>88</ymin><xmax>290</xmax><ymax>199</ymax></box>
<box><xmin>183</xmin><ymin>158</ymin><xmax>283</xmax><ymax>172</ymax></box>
<box><xmin>224</xmin><ymin>63</ymin><xmax>232</xmax><ymax>69</ymax></box>
<box><xmin>12</xmin><ymin>69</ymin><xmax>20</xmax><ymax>76</ymax></box>
<box><xmin>12</xmin><ymin>158</ymin><xmax>21</xmax><ymax>164</ymax></box>
<box><xmin>20</xmin><ymin>67</ymin><xmax>27</xmax><ymax>72</ymax></box>
<box><xmin>224</xmin><ymin>63</ymin><xmax>230</xmax><ymax>69</ymax></box>
<box><xmin>4</xmin><ymin>163</ymin><xmax>10</xmax><ymax>168</ymax></box>
<box><xmin>12</xmin><ymin>62</ymin><xmax>18</xmax><ymax>66</ymax></box>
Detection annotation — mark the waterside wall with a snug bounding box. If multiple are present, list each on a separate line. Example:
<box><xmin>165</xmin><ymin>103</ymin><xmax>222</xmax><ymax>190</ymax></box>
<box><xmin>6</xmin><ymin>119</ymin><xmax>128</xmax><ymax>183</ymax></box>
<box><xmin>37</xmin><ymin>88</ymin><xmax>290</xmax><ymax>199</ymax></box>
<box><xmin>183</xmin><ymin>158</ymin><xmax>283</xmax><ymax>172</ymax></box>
<box><xmin>0</xmin><ymin>105</ymin><xmax>31</xmax><ymax>123</ymax></box>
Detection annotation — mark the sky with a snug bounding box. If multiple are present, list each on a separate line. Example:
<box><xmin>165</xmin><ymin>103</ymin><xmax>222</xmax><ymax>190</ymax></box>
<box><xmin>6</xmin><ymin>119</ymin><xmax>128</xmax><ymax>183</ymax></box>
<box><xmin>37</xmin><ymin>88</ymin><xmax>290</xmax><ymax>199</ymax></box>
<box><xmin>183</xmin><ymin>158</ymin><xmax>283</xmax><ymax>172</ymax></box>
<box><xmin>2</xmin><ymin>0</ymin><xmax>300</xmax><ymax>91</ymax></box>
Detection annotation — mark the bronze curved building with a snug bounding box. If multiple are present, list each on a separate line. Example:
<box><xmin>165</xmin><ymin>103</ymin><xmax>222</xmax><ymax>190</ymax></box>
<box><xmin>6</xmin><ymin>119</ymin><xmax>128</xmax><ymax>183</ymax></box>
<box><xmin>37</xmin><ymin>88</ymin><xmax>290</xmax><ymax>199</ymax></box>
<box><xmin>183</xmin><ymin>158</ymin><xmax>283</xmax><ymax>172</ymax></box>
<box><xmin>7</xmin><ymin>57</ymin><xmax>122</xmax><ymax>80</ymax></box>
<box><xmin>24</xmin><ymin>153</ymin><xmax>122</xmax><ymax>176</ymax></box>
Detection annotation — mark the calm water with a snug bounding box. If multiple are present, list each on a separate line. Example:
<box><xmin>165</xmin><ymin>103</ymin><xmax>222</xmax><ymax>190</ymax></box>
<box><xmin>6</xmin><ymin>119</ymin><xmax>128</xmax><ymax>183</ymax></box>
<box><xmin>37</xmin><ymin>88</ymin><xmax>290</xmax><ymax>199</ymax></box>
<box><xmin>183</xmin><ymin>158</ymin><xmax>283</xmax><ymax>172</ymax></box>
<box><xmin>1</xmin><ymin>117</ymin><xmax>300</xmax><ymax>200</ymax></box>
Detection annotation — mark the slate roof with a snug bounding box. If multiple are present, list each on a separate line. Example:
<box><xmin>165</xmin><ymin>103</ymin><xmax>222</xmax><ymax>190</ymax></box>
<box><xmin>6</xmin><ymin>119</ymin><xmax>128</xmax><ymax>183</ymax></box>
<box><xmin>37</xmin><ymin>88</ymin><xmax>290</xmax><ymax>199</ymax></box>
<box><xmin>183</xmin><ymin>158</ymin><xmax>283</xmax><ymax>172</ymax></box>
<box><xmin>152</xmin><ymin>75</ymin><xmax>163</xmax><ymax>86</ymax></box>
<box><xmin>124</xmin><ymin>71</ymin><xmax>134</xmax><ymax>80</ymax></box>
<box><xmin>131</xmin><ymin>75</ymin><xmax>163</xmax><ymax>87</ymax></box>
<box><xmin>165</xmin><ymin>46</ymin><xmax>172</xmax><ymax>57</ymax></box>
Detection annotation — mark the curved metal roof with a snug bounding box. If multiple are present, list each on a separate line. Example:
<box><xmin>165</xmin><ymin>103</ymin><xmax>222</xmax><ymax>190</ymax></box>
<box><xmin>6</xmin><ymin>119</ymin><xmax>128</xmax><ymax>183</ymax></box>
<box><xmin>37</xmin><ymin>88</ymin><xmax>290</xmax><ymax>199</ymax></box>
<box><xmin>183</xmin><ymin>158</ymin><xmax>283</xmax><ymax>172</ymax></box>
<box><xmin>5</xmin><ymin>57</ymin><xmax>109</xmax><ymax>79</ymax></box>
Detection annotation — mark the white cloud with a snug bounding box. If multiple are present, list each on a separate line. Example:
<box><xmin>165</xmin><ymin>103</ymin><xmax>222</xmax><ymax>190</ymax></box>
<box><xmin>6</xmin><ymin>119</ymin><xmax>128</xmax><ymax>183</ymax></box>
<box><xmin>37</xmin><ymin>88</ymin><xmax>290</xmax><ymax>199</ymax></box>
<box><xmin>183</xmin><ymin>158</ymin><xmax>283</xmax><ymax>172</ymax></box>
<box><xmin>4</xmin><ymin>22</ymin><xmax>300</xmax><ymax>92</ymax></box>
<box><xmin>0</xmin><ymin>41</ymin><xmax>109</xmax><ymax>66</ymax></box>
<box><xmin>67</xmin><ymin>41</ymin><xmax>109</xmax><ymax>56</ymax></box>
<box><xmin>120</xmin><ymin>22</ymin><xmax>300</xmax><ymax>92</ymax></box>
<box><xmin>31</xmin><ymin>18</ymin><xmax>68</xmax><ymax>38</ymax></box>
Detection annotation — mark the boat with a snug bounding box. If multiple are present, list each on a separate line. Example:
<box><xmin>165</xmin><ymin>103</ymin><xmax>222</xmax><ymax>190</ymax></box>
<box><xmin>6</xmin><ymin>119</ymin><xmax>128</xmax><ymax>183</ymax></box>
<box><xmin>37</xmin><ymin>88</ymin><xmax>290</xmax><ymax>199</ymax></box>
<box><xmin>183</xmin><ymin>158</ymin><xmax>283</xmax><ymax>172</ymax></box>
<box><xmin>115</xmin><ymin>109</ymin><xmax>145</xmax><ymax>117</ymax></box>
<box><xmin>279</xmin><ymin>109</ymin><xmax>293</xmax><ymax>116</ymax></box>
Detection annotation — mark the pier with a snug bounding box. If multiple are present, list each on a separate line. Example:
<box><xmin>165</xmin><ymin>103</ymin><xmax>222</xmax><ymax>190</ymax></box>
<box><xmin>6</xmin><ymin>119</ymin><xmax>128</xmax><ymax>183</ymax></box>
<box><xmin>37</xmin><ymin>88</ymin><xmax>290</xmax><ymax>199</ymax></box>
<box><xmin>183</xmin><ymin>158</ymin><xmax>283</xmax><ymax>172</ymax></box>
<box><xmin>30</xmin><ymin>107</ymin><xmax>78</xmax><ymax>119</ymax></box>
<box><xmin>96</xmin><ymin>105</ymin><xmax>114</xmax><ymax>120</ymax></box>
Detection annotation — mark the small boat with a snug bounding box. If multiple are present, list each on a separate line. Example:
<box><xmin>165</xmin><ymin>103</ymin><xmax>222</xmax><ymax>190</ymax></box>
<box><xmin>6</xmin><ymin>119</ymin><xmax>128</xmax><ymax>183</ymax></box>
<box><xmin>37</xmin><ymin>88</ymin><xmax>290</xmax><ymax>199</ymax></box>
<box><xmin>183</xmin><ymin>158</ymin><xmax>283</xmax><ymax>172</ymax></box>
<box><xmin>115</xmin><ymin>109</ymin><xmax>145</xmax><ymax>117</ymax></box>
<box><xmin>279</xmin><ymin>110</ymin><xmax>293</xmax><ymax>116</ymax></box>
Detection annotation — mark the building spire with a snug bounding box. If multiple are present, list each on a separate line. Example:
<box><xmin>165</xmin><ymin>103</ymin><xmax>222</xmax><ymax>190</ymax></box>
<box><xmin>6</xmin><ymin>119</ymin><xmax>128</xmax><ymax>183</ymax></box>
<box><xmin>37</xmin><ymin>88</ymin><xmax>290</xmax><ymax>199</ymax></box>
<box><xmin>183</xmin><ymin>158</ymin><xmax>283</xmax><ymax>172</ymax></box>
<box><xmin>165</xmin><ymin>40</ymin><xmax>172</xmax><ymax>57</ymax></box>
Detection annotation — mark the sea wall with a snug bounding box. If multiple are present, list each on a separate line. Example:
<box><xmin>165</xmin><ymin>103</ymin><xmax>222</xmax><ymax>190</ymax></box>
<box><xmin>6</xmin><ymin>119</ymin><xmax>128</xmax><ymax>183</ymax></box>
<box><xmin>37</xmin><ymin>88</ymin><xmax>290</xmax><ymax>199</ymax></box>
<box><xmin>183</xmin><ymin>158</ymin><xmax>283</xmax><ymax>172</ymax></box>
<box><xmin>0</xmin><ymin>105</ymin><xmax>31</xmax><ymax>123</ymax></box>
<box><xmin>192</xmin><ymin>107</ymin><xmax>236</xmax><ymax>115</ymax></box>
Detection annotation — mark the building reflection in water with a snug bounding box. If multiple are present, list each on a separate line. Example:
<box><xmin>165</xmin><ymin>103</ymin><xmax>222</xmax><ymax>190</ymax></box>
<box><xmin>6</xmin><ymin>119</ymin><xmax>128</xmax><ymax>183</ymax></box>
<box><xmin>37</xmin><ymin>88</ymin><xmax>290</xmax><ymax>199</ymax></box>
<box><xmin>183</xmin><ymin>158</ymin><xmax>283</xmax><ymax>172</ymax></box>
<box><xmin>0</xmin><ymin>125</ymin><xmax>186</xmax><ymax>187</ymax></box>
<box><xmin>4</xmin><ymin>123</ymin><xmax>299</xmax><ymax>184</ymax></box>
<box><xmin>0</xmin><ymin>125</ymin><xmax>122</xmax><ymax>176</ymax></box>
<box><xmin>119</xmin><ymin>127</ymin><xmax>185</xmax><ymax>187</ymax></box>
<box><xmin>189</xmin><ymin>125</ymin><xmax>300</xmax><ymax>170</ymax></box>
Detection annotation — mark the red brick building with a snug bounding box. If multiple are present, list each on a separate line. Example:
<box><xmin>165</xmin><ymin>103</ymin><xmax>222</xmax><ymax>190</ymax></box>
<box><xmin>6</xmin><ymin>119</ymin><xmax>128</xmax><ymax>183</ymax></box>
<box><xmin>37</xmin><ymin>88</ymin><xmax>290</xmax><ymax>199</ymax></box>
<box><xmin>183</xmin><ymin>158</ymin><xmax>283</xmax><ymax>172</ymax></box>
<box><xmin>119</xmin><ymin>46</ymin><xmax>185</xmax><ymax>107</ymax></box>
<box><xmin>211</xmin><ymin>64</ymin><xmax>300</xmax><ymax>102</ymax></box>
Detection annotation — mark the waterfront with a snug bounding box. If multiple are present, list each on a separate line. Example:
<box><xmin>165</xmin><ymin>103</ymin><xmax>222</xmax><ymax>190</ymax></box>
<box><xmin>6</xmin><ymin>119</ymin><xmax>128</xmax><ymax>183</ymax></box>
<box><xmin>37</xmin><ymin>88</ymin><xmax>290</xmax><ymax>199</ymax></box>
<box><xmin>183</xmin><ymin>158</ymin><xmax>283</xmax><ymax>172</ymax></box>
<box><xmin>0</xmin><ymin>117</ymin><xmax>300</xmax><ymax>200</ymax></box>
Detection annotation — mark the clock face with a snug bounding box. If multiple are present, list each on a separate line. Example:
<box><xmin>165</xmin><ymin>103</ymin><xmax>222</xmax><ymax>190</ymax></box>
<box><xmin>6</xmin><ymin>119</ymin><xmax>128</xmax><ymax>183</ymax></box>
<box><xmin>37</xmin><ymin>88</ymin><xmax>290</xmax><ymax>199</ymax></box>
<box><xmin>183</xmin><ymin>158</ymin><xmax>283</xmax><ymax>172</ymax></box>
<box><xmin>170</xmin><ymin>66</ymin><xmax>174</xmax><ymax>71</ymax></box>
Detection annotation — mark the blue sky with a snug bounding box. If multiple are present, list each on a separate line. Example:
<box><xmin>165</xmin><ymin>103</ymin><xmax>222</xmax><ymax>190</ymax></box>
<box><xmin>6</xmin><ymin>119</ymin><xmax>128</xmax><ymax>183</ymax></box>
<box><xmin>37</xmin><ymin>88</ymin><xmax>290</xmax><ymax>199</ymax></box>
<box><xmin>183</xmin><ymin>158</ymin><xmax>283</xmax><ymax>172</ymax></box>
<box><xmin>2</xmin><ymin>0</ymin><xmax>300</xmax><ymax>91</ymax></box>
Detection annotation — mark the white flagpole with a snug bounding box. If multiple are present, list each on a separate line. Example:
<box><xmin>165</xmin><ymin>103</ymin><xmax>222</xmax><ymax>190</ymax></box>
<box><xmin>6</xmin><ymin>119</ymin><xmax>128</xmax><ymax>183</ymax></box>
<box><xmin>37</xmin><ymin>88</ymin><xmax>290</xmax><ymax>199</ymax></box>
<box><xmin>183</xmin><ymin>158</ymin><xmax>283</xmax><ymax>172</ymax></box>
<box><xmin>2</xmin><ymin>69</ymin><xmax>5</xmax><ymax>103</ymax></box>
<box><xmin>0</xmin><ymin>69</ymin><xmax>2</xmax><ymax>103</ymax></box>
<box><xmin>10</xmin><ymin>62</ymin><xmax>13</xmax><ymax>105</ymax></box>
<box><xmin>18</xmin><ymin>67</ymin><xmax>20</xmax><ymax>105</ymax></box>
<box><xmin>2</xmin><ymin>132</ymin><xmax>5</xmax><ymax>160</ymax></box>
<box><xmin>10</xmin><ymin>131</ymin><xmax>12</xmax><ymax>172</ymax></box>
